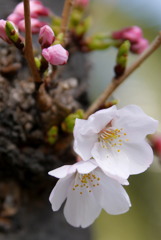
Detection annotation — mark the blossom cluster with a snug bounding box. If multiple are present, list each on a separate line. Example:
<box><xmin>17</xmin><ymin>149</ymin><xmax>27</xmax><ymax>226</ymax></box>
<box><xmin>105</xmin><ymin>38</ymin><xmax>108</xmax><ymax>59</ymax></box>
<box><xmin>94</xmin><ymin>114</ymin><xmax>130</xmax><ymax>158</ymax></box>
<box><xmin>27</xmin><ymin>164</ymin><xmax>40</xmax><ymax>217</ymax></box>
<box><xmin>49</xmin><ymin>105</ymin><xmax>158</xmax><ymax>227</ymax></box>
<box><xmin>112</xmin><ymin>26</ymin><xmax>149</xmax><ymax>54</ymax></box>
<box><xmin>7</xmin><ymin>0</ymin><xmax>49</xmax><ymax>33</ymax></box>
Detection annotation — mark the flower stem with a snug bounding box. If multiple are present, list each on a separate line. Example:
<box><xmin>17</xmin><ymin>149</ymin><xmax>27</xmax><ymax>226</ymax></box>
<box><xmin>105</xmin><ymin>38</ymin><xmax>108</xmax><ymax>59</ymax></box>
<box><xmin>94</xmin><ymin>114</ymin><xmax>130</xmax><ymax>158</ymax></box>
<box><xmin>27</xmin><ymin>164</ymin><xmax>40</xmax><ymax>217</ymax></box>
<box><xmin>61</xmin><ymin>0</ymin><xmax>75</xmax><ymax>44</ymax></box>
<box><xmin>23</xmin><ymin>0</ymin><xmax>41</xmax><ymax>83</ymax></box>
<box><xmin>84</xmin><ymin>31</ymin><xmax>161</xmax><ymax>119</ymax></box>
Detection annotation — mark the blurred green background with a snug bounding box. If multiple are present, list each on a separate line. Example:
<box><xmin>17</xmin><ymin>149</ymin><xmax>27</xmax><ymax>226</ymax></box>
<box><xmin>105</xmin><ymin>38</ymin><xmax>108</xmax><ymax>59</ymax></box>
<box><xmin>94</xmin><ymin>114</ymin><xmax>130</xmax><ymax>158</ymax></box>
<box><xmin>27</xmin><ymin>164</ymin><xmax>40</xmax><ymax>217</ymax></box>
<box><xmin>88</xmin><ymin>0</ymin><xmax>161</xmax><ymax>239</ymax></box>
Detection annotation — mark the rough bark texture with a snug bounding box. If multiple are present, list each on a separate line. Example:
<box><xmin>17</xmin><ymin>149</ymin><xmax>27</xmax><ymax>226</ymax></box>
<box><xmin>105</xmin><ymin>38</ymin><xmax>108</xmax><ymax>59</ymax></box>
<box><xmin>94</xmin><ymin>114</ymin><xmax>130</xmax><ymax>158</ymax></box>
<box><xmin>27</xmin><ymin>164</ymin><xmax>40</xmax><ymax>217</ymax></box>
<box><xmin>0</xmin><ymin>0</ymin><xmax>91</xmax><ymax>239</ymax></box>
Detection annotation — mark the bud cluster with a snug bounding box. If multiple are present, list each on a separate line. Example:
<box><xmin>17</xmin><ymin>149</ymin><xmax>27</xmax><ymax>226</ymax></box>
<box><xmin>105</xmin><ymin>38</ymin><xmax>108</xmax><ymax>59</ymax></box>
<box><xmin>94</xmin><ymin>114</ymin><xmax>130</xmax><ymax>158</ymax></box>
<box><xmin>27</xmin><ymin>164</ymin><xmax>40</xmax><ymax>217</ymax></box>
<box><xmin>112</xmin><ymin>26</ymin><xmax>149</xmax><ymax>54</ymax></box>
<box><xmin>38</xmin><ymin>25</ymin><xmax>69</xmax><ymax>66</ymax></box>
<box><xmin>7</xmin><ymin>0</ymin><xmax>50</xmax><ymax>33</ymax></box>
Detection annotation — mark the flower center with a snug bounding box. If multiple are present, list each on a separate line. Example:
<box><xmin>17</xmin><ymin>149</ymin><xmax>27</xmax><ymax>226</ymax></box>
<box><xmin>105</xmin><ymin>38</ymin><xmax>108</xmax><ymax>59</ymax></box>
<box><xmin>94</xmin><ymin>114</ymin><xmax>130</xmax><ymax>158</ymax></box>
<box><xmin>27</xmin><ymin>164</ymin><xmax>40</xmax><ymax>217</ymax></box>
<box><xmin>72</xmin><ymin>172</ymin><xmax>100</xmax><ymax>195</ymax></box>
<box><xmin>98</xmin><ymin>128</ymin><xmax>128</xmax><ymax>152</ymax></box>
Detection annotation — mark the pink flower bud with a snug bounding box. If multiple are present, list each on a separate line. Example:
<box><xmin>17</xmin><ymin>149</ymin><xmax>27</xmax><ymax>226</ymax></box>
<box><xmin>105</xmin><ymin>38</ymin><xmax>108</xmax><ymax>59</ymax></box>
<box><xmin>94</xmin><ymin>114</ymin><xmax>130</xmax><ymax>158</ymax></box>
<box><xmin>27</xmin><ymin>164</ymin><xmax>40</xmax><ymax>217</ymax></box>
<box><xmin>39</xmin><ymin>25</ymin><xmax>55</xmax><ymax>48</ymax></box>
<box><xmin>112</xmin><ymin>26</ymin><xmax>143</xmax><ymax>43</ymax></box>
<box><xmin>7</xmin><ymin>13</ymin><xmax>23</xmax><ymax>25</ymax></box>
<box><xmin>13</xmin><ymin>0</ymin><xmax>50</xmax><ymax>18</ymax></box>
<box><xmin>0</xmin><ymin>19</ymin><xmax>12</xmax><ymax>43</ymax></box>
<box><xmin>18</xmin><ymin>18</ymin><xmax>46</xmax><ymax>34</ymax></box>
<box><xmin>42</xmin><ymin>44</ymin><xmax>69</xmax><ymax>66</ymax></box>
<box><xmin>130</xmin><ymin>38</ymin><xmax>149</xmax><ymax>54</ymax></box>
<box><xmin>75</xmin><ymin>0</ymin><xmax>89</xmax><ymax>7</ymax></box>
<box><xmin>151</xmin><ymin>135</ymin><xmax>161</xmax><ymax>158</ymax></box>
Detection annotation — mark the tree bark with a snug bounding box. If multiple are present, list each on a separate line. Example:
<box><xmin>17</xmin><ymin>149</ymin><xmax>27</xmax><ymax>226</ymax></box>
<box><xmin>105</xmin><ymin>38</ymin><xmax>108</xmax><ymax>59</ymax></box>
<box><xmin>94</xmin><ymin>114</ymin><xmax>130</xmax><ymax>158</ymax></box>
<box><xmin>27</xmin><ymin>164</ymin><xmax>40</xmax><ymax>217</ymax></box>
<box><xmin>0</xmin><ymin>0</ymin><xmax>91</xmax><ymax>238</ymax></box>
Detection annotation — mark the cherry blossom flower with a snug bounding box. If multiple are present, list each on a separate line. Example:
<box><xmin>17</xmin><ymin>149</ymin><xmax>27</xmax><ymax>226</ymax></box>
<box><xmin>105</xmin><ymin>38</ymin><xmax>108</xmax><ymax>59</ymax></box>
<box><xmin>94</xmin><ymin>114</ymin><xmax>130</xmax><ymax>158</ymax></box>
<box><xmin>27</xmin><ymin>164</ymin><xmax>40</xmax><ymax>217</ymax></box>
<box><xmin>73</xmin><ymin>105</ymin><xmax>158</xmax><ymax>182</ymax></box>
<box><xmin>39</xmin><ymin>25</ymin><xmax>55</xmax><ymax>49</ymax></box>
<box><xmin>42</xmin><ymin>44</ymin><xmax>69</xmax><ymax>65</ymax></box>
<box><xmin>49</xmin><ymin>159</ymin><xmax>131</xmax><ymax>228</ymax></box>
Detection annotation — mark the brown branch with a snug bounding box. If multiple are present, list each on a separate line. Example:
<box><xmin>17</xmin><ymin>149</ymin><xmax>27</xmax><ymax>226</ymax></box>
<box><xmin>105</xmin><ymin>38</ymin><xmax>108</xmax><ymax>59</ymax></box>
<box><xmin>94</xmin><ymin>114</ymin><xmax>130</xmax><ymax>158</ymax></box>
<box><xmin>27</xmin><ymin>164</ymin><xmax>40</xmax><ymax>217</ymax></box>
<box><xmin>84</xmin><ymin>31</ymin><xmax>161</xmax><ymax>119</ymax></box>
<box><xmin>23</xmin><ymin>0</ymin><xmax>41</xmax><ymax>83</ymax></box>
<box><xmin>61</xmin><ymin>0</ymin><xmax>75</xmax><ymax>44</ymax></box>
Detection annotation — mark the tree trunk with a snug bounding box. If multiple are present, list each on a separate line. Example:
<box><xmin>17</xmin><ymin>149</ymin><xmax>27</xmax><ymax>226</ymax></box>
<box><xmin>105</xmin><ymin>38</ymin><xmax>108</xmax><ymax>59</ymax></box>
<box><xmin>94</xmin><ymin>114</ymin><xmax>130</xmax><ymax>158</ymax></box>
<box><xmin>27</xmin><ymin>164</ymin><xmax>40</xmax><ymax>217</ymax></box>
<box><xmin>0</xmin><ymin>0</ymin><xmax>91</xmax><ymax>238</ymax></box>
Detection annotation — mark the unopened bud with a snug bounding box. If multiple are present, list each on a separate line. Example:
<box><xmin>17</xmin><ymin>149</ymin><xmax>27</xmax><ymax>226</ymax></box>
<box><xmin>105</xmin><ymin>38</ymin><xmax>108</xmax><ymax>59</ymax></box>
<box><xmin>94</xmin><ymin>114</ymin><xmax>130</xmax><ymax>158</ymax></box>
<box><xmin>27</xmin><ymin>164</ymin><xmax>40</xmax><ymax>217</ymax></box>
<box><xmin>87</xmin><ymin>37</ymin><xmax>114</xmax><ymax>50</ymax></box>
<box><xmin>0</xmin><ymin>19</ymin><xmax>12</xmax><ymax>43</ymax></box>
<box><xmin>150</xmin><ymin>134</ymin><xmax>161</xmax><ymax>163</ymax></box>
<box><xmin>130</xmin><ymin>38</ymin><xmax>149</xmax><ymax>54</ymax></box>
<box><xmin>61</xmin><ymin>109</ymin><xmax>84</xmax><ymax>133</ymax></box>
<box><xmin>70</xmin><ymin>9</ymin><xmax>82</xmax><ymax>26</ymax></box>
<box><xmin>42</xmin><ymin>44</ymin><xmax>69</xmax><ymax>66</ymax></box>
<box><xmin>75</xmin><ymin>0</ymin><xmax>89</xmax><ymax>8</ymax></box>
<box><xmin>114</xmin><ymin>40</ymin><xmax>130</xmax><ymax>77</ymax></box>
<box><xmin>53</xmin><ymin>33</ymin><xmax>64</xmax><ymax>45</ymax></box>
<box><xmin>39</xmin><ymin>25</ymin><xmax>55</xmax><ymax>48</ymax></box>
<box><xmin>13</xmin><ymin>0</ymin><xmax>50</xmax><ymax>18</ymax></box>
<box><xmin>47</xmin><ymin>126</ymin><xmax>58</xmax><ymax>145</ymax></box>
<box><xmin>7</xmin><ymin>13</ymin><xmax>23</xmax><ymax>25</ymax></box>
<box><xmin>112</xmin><ymin>26</ymin><xmax>143</xmax><ymax>43</ymax></box>
<box><xmin>34</xmin><ymin>57</ymin><xmax>41</xmax><ymax>70</ymax></box>
<box><xmin>75</xmin><ymin>16</ymin><xmax>91</xmax><ymax>36</ymax></box>
<box><xmin>18</xmin><ymin>18</ymin><xmax>46</xmax><ymax>34</ymax></box>
<box><xmin>51</xmin><ymin>16</ymin><xmax>61</xmax><ymax>36</ymax></box>
<box><xmin>35</xmin><ymin>56</ymin><xmax>48</xmax><ymax>74</ymax></box>
<box><xmin>5</xmin><ymin>21</ymin><xmax>24</xmax><ymax>49</ymax></box>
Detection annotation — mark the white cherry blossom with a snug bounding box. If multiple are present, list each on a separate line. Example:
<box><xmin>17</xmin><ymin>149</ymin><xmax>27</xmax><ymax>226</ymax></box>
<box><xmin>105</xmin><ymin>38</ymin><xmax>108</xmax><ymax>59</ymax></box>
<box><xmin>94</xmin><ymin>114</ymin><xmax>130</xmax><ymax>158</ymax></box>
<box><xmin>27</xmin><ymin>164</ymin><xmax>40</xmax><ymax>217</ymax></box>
<box><xmin>49</xmin><ymin>159</ymin><xmax>131</xmax><ymax>228</ymax></box>
<box><xmin>73</xmin><ymin>105</ymin><xmax>158</xmax><ymax>182</ymax></box>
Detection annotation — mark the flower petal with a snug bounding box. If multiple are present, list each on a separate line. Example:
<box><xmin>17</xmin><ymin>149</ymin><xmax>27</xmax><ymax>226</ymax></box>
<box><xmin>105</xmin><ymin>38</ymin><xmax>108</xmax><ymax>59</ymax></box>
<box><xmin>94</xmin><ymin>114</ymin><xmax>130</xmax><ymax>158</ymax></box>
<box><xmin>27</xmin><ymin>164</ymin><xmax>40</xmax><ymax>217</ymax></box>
<box><xmin>113</xmin><ymin>105</ymin><xmax>158</xmax><ymax>140</ymax></box>
<box><xmin>48</xmin><ymin>165</ymin><xmax>72</xmax><ymax>178</ymax></box>
<box><xmin>76</xmin><ymin>160</ymin><xmax>97</xmax><ymax>174</ymax></box>
<box><xmin>123</xmin><ymin>140</ymin><xmax>154</xmax><ymax>174</ymax></box>
<box><xmin>93</xmin><ymin>169</ymin><xmax>131</xmax><ymax>215</ymax></box>
<box><xmin>92</xmin><ymin>142</ymin><xmax>130</xmax><ymax>182</ymax></box>
<box><xmin>74</xmin><ymin>132</ymin><xmax>97</xmax><ymax>160</ymax></box>
<box><xmin>49</xmin><ymin>175</ymin><xmax>74</xmax><ymax>211</ymax></box>
<box><xmin>64</xmin><ymin>179</ymin><xmax>102</xmax><ymax>228</ymax></box>
<box><xmin>74</xmin><ymin>106</ymin><xmax>117</xmax><ymax>136</ymax></box>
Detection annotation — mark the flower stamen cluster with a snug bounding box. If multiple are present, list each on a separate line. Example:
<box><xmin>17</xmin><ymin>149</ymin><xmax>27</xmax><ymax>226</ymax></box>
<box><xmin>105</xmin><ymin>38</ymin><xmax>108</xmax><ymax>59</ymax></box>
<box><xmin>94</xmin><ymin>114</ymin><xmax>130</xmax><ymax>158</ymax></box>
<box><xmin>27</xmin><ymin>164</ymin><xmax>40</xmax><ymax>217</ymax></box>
<box><xmin>72</xmin><ymin>172</ymin><xmax>100</xmax><ymax>194</ymax></box>
<box><xmin>98</xmin><ymin>128</ymin><xmax>128</xmax><ymax>151</ymax></box>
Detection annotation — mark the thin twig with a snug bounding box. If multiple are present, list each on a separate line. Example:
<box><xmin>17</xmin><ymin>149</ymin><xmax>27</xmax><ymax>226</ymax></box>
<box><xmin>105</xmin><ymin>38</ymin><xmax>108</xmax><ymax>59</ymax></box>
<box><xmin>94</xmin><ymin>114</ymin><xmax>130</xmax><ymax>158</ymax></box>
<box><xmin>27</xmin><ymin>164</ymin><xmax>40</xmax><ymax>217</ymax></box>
<box><xmin>84</xmin><ymin>31</ymin><xmax>161</xmax><ymax>119</ymax></box>
<box><xmin>61</xmin><ymin>0</ymin><xmax>75</xmax><ymax>44</ymax></box>
<box><xmin>23</xmin><ymin>0</ymin><xmax>41</xmax><ymax>83</ymax></box>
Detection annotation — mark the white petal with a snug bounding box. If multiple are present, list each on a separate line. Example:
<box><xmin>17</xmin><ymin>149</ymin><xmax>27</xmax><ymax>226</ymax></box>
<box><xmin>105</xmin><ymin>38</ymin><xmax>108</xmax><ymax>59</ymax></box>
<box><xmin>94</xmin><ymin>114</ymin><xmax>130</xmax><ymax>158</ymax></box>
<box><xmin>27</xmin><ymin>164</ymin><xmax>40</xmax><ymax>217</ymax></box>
<box><xmin>93</xmin><ymin>169</ymin><xmax>131</xmax><ymax>215</ymax></box>
<box><xmin>92</xmin><ymin>142</ymin><xmax>130</xmax><ymax>182</ymax></box>
<box><xmin>48</xmin><ymin>165</ymin><xmax>72</xmax><ymax>178</ymax></box>
<box><xmin>48</xmin><ymin>161</ymin><xmax>97</xmax><ymax>179</ymax></box>
<box><xmin>74</xmin><ymin>106</ymin><xmax>117</xmax><ymax>135</ymax></box>
<box><xmin>74</xmin><ymin>134</ymin><xmax>97</xmax><ymax>160</ymax></box>
<box><xmin>76</xmin><ymin>160</ymin><xmax>97</xmax><ymax>174</ymax></box>
<box><xmin>123</xmin><ymin>140</ymin><xmax>154</xmax><ymax>174</ymax></box>
<box><xmin>49</xmin><ymin>175</ymin><xmax>74</xmax><ymax>211</ymax></box>
<box><xmin>114</xmin><ymin>105</ymin><xmax>158</xmax><ymax>140</ymax></box>
<box><xmin>64</xmin><ymin>178</ymin><xmax>102</xmax><ymax>228</ymax></box>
